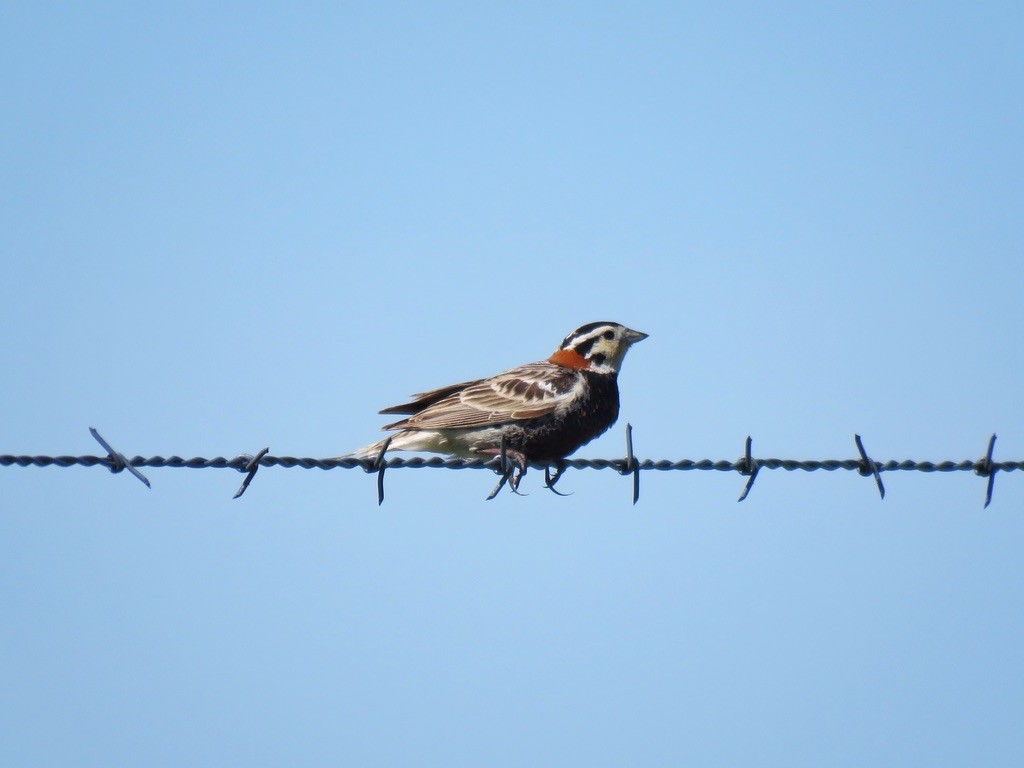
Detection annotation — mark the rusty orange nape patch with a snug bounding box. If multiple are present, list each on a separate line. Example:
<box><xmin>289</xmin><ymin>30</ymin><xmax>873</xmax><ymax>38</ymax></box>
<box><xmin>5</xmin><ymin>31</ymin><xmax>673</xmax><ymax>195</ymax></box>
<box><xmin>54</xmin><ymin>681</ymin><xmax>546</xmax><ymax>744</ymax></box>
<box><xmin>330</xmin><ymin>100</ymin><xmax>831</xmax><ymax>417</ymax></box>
<box><xmin>547</xmin><ymin>348</ymin><xmax>590</xmax><ymax>369</ymax></box>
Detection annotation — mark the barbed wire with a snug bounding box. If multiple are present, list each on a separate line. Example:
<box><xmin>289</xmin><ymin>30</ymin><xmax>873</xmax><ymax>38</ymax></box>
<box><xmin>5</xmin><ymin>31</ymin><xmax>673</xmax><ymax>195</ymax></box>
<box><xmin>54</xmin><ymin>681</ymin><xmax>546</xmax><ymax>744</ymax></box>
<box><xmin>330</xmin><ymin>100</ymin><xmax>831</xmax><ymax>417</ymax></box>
<box><xmin>1</xmin><ymin>426</ymin><xmax>1019</xmax><ymax>507</ymax></box>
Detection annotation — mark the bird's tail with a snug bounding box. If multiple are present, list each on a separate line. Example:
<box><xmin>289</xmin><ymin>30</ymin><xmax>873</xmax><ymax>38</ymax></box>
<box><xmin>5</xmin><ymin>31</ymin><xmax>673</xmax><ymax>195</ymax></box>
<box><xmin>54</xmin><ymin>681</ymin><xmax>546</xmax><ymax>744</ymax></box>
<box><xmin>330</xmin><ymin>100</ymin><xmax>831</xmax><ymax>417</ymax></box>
<box><xmin>336</xmin><ymin>431</ymin><xmax>437</xmax><ymax>461</ymax></box>
<box><xmin>336</xmin><ymin>437</ymin><xmax>393</xmax><ymax>461</ymax></box>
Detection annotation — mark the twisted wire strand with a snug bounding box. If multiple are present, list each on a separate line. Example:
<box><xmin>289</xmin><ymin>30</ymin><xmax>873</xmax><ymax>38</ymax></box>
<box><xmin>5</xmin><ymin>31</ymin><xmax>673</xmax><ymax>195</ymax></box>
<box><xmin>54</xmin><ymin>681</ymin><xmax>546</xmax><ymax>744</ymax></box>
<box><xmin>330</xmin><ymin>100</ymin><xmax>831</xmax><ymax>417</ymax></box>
<box><xmin>2</xmin><ymin>424</ymin><xmax>1017</xmax><ymax>508</ymax></box>
<box><xmin>3</xmin><ymin>454</ymin><xmax>1022</xmax><ymax>473</ymax></box>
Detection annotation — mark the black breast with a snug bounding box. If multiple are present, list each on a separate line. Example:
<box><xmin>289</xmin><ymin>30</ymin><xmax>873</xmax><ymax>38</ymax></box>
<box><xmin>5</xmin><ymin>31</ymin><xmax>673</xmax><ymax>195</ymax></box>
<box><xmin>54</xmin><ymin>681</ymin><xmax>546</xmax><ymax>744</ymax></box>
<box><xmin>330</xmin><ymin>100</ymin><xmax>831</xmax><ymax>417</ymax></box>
<box><xmin>505</xmin><ymin>371</ymin><xmax>620</xmax><ymax>461</ymax></box>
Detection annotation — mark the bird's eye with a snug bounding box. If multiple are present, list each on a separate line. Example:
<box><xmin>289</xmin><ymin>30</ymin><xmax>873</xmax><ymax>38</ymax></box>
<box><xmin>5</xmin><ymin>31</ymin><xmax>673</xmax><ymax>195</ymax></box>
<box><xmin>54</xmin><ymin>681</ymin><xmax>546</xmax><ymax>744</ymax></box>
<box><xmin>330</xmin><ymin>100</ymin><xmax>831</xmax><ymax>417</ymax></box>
<box><xmin>603</xmin><ymin>330</ymin><xmax>615</xmax><ymax>340</ymax></box>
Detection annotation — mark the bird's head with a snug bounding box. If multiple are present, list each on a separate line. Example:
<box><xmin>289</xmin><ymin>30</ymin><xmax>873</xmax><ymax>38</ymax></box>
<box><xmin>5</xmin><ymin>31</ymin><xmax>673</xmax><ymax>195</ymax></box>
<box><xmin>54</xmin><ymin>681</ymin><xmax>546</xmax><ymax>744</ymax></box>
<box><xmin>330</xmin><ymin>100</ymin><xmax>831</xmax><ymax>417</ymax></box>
<box><xmin>548</xmin><ymin>322</ymin><xmax>648</xmax><ymax>374</ymax></box>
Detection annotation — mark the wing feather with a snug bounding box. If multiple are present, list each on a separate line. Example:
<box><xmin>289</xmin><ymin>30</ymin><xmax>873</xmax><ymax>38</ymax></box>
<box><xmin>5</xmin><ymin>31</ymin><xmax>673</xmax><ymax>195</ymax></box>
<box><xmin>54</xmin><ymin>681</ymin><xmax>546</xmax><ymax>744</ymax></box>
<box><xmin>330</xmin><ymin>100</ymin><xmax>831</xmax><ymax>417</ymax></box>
<box><xmin>379</xmin><ymin>379</ymin><xmax>482</xmax><ymax>415</ymax></box>
<box><xmin>382</xmin><ymin>362</ymin><xmax>580</xmax><ymax>431</ymax></box>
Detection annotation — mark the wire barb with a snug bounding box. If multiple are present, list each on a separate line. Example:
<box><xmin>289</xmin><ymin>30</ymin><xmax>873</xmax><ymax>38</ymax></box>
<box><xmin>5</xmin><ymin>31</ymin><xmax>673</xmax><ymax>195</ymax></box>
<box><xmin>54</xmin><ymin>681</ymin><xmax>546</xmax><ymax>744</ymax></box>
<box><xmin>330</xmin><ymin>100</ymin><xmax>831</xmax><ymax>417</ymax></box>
<box><xmin>737</xmin><ymin>436</ymin><xmax>761</xmax><ymax>502</ymax></box>
<box><xmin>618</xmin><ymin>423</ymin><xmax>641</xmax><ymax>505</ymax></box>
<box><xmin>369</xmin><ymin>436</ymin><xmax>393</xmax><ymax>506</ymax></box>
<box><xmin>854</xmin><ymin>434</ymin><xmax>885</xmax><ymax>500</ymax></box>
<box><xmin>89</xmin><ymin>427</ymin><xmax>151</xmax><ymax>489</ymax></box>
<box><xmin>233</xmin><ymin>447</ymin><xmax>269</xmax><ymax>499</ymax></box>
<box><xmin>975</xmin><ymin>433</ymin><xmax>998</xmax><ymax>509</ymax></box>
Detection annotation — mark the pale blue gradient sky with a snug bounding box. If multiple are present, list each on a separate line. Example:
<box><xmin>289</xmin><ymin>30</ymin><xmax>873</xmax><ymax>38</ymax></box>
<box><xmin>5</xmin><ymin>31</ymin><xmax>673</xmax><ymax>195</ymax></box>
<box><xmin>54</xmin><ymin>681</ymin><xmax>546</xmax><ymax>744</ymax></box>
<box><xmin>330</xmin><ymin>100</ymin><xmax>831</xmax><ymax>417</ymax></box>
<box><xmin>3</xmin><ymin>3</ymin><xmax>1023</xmax><ymax>766</ymax></box>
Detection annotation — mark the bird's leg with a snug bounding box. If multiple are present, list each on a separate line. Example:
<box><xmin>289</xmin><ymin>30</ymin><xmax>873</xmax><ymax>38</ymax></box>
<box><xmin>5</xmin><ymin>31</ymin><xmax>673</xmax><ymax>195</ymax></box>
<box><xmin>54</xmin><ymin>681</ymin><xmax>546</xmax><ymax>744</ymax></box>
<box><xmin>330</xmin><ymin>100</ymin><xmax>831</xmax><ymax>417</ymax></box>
<box><xmin>476</xmin><ymin>445</ymin><xmax>529</xmax><ymax>498</ymax></box>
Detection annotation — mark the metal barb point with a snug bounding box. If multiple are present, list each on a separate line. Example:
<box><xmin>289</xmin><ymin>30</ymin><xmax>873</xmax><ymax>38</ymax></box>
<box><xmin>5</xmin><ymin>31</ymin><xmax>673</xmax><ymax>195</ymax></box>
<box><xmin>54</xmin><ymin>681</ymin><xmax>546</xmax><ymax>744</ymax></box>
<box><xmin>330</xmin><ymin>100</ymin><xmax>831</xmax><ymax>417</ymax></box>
<box><xmin>233</xmin><ymin>447</ymin><xmax>270</xmax><ymax>499</ymax></box>
<box><xmin>619</xmin><ymin>423</ymin><xmax>640</xmax><ymax>505</ymax></box>
<box><xmin>89</xmin><ymin>427</ymin><xmax>151</xmax><ymax>489</ymax></box>
<box><xmin>853</xmin><ymin>434</ymin><xmax>885</xmax><ymax>500</ymax></box>
<box><xmin>975</xmin><ymin>433</ymin><xmax>998</xmax><ymax>509</ymax></box>
<box><xmin>737</xmin><ymin>435</ymin><xmax>761</xmax><ymax>502</ymax></box>
<box><xmin>372</xmin><ymin>436</ymin><xmax>393</xmax><ymax>506</ymax></box>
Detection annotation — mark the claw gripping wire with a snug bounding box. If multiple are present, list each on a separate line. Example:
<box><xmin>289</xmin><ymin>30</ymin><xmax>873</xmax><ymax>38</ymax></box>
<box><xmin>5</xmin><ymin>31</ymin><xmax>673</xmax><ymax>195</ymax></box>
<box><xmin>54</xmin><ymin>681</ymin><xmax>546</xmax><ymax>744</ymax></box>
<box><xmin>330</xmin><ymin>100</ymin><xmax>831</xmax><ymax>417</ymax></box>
<box><xmin>543</xmin><ymin>461</ymin><xmax>572</xmax><ymax>497</ymax></box>
<box><xmin>485</xmin><ymin>436</ymin><xmax>527</xmax><ymax>500</ymax></box>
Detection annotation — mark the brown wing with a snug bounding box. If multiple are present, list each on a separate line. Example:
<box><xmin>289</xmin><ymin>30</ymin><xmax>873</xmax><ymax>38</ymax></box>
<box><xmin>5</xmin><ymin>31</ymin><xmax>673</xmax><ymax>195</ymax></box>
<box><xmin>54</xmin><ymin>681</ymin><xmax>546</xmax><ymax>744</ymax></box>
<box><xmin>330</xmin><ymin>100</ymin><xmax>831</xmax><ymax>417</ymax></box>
<box><xmin>382</xmin><ymin>362</ymin><xmax>582</xmax><ymax>431</ymax></box>
<box><xmin>379</xmin><ymin>379</ymin><xmax>483</xmax><ymax>416</ymax></box>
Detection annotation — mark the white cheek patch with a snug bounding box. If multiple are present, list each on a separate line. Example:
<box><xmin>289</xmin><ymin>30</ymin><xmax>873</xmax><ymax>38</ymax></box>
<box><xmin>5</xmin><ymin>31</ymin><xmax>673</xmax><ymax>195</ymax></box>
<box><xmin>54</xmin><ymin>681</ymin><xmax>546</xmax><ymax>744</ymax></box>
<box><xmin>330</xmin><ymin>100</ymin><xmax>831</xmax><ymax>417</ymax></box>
<box><xmin>583</xmin><ymin>339</ymin><xmax>626</xmax><ymax>374</ymax></box>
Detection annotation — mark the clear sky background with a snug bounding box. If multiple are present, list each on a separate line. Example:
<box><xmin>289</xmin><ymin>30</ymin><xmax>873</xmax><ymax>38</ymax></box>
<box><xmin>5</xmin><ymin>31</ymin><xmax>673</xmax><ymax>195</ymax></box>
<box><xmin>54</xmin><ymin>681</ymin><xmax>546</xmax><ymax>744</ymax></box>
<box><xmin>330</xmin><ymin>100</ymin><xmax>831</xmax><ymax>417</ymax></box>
<box><xmin>3</xmin><ymin>2</ymin><xmax>1023</xmax><ymax>765</ymax></box>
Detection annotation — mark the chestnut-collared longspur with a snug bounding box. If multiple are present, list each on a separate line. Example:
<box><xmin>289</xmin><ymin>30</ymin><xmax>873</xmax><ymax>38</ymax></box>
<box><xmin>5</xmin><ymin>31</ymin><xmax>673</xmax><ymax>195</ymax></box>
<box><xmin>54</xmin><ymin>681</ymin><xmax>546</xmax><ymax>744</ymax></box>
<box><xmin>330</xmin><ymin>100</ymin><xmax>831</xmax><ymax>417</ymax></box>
<box><xmin>346</xmin><ymin>322</ymin><xmax>647</xmax><ymax>474</ymax></box>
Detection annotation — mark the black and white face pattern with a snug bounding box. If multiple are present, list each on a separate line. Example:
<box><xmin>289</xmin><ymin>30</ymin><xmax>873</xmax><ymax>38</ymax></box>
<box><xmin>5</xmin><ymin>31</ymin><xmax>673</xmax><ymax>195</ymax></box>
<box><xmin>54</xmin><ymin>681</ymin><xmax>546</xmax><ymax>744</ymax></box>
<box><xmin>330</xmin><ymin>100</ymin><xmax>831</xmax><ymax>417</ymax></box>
<box><xmin>559</xmin><ymin>321</ymin><xmax>648</xmax><ymax>374</ymax></box>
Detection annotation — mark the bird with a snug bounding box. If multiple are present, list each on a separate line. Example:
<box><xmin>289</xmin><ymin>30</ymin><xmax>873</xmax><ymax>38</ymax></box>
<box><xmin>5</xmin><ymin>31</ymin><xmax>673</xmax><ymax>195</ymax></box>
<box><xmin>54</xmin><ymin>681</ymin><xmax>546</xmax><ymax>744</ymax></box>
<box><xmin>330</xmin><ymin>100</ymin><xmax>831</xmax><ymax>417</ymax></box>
<box><xmin>344</xmin><ymin>321</ymin><xmax>647</xmax><ymax>491</ymax></box>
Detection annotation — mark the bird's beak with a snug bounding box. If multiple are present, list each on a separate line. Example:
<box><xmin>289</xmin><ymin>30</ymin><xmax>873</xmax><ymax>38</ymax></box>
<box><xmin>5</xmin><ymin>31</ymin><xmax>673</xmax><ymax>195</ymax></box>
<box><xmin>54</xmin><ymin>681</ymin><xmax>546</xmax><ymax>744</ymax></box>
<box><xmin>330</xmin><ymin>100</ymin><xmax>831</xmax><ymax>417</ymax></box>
<box><xmin>624</xmin><ymin>328</ymin><xmax>649</xmax><ymax>344</ymax></box>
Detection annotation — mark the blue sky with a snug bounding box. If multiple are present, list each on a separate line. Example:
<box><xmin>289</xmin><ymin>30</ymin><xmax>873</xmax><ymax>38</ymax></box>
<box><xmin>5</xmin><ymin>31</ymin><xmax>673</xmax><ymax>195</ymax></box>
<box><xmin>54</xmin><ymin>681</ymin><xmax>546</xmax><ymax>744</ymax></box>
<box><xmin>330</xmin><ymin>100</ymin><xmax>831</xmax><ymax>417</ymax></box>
<box><xmin>3</xmin><ymin>2</ymin><xmax>1023</xmax><ymax>765</ymax></box>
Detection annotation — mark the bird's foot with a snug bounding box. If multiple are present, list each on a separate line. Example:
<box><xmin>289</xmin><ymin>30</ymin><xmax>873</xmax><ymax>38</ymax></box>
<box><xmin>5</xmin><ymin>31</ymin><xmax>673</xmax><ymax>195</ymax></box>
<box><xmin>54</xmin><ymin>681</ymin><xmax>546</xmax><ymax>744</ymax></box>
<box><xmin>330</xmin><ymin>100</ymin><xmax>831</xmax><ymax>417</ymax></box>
<box><xmin>544</xmin><ymin>460</ymin><xmax>572</xmax><ymax>496</ymax></box>
<box><xmin>478</xmin><ymin>446</ymin><xmax>528</xmax><ymax>499</ymax></box>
